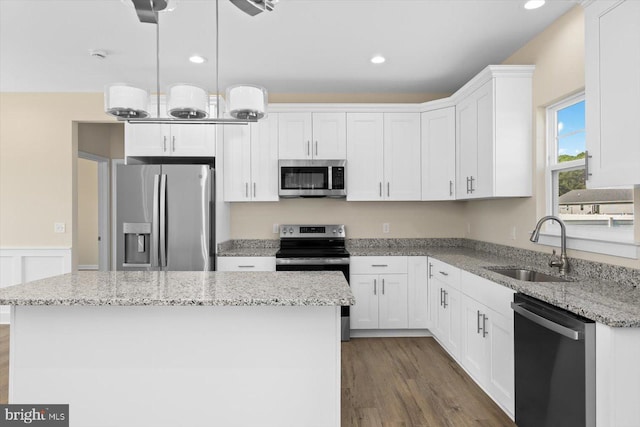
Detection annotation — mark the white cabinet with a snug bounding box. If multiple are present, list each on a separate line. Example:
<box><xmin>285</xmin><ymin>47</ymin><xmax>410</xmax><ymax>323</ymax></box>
<box><xmin>421</xmin><ymin>107</ymin><xmax>456</xmax><ymax>200</ymax></box>
<box><xmin>407</xmin><ymin>257</ymin><xmax>429</xmax><ymax>328</ymax></box>
<box><xmin>585</xmin><ymin>0</ymin><xmax>640</xmax><ymax>187</ymax></box>
<box><xmin>350</xmin><ymin>256</ymin><xmax>409</xmax><ymax>330</ymax></box>
<box><xmin>455</xmin><ymin>67</ymin><xmax>533</xmax><ymax>199</ymax></box>
<box><xmin>216</xmin><ymin>256</ymin><xmax>276</xmax><ymax>271</ymax></box>
<box><xmin>223</xmin><ymin>114</ymin><xmax>279</xmax><ymax>202</ymax></box>
<box><xmin>278</xmin><ymin>112</ymin><xmax>346</xmax><ymax>159</ymax></box>
<box><xmin>459</xmin><ymin>270</ymin><xmax>515</xmax><ymax>416</ymax></box>
<box><xmin>125</xmin><ymin>123</ymin><xmax>216</xmax><ymax>158</ymax></box>
<box><xmin>346</xmin><ymin>113</ymin><xmax>421</xmax><ymax>201</ymax></box>
<box><xmin>429</xmin><ymin>258</ymin><xmax>462</xmax><ymax>359</ymax></box>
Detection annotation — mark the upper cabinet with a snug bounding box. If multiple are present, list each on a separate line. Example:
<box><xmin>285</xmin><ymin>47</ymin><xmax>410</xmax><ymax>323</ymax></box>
<box><xmin>421</xmin><ymin>107</ymin><xmax>456</xmax><ymax>201</ymax></box>
<box><xmin>585</xmin><ymin>0</ymin><xmax>640</xmax><ymax>187</ymax></box>
<box><xmin>223</xmin><ymin>113</ymin><xmax>279</xmax><ymax>202</ymax></box>
<box><xmin>455</xmin><ymin>67</ymin><xmax>533</xmax><ymax>199</ymax></box>
<box><xmin>346</xmin><ymin>112</ymin><xmax>421</xmax><ymax>201</ymax></box>
<box><xmin>278</xmin><ymin>112</ymin><xmax>346</xmax><ymax>159</ymax></box>
<box><xmin>125</xmin><ymin>123</ymin><xmax>216</xmax><ymax>158</ymax></box>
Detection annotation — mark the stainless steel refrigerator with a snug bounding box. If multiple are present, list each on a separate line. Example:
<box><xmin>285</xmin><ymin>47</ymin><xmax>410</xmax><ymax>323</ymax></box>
<box><xmin>115</xmin><ymin>164</ymin><xmax>215</xmax><ymax>271</ymax></box>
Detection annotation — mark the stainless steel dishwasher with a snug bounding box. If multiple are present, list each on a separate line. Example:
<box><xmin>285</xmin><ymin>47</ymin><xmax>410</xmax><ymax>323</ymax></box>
<box><xmin>511</xmin><ymin>293</ymin><xmax>595</xmax><ymax>427</ymax></box>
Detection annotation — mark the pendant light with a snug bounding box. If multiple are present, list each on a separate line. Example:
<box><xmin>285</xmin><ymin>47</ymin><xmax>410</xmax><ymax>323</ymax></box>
<box><xmin>105</xmin><ymin>0</ymin><xmax>270</xmax><ymax>125</ymax></box>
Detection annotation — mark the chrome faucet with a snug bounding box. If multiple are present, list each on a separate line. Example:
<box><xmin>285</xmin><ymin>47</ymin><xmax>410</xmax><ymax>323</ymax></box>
<box><xmin>530</xmin><ymin>215</ymin><xmax>570</xmax><ymax>275</ymax></box>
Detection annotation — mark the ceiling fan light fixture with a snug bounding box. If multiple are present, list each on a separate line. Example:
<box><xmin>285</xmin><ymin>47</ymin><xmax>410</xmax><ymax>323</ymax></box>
<box><xmin>167</xmin><ymin>84</ymin><xmax>209</xmax><ymax>119</ymax></box>
<box><xmin>105</xmin><ymin>84</ymin><xmax>150</xmax><ymax>119</ymax></box>
<box><xmin>226</xmin><ymin>84</ymin><xmax>267</xmax><ymax>120</ymax></box>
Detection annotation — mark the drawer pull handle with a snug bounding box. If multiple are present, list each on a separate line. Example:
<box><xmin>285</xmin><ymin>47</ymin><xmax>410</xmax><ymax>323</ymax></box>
<box><xmin>439</xmin><ymin>271</ymin><xmax>449</xmax><ymax>276</ymax></box>
<box><xmin>371</xmin><ymin>264</ymin><xmax>388</xmax><ymax>267</ymax></box>
<box><xmin>238</xmin><ymin>265</ymin><xmax>255</xmax><ymax>268</ymax></box>
<box><xmin>374</xmin><ymin>279</ymin><xmax>377</xmax><ymax>295</ymax></box>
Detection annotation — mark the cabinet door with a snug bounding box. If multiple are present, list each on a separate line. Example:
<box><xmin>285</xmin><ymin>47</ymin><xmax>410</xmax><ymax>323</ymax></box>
<box><xmin>485</xmin><ymin>306</ymin><xmax>514</xmax><ymax>415</ymax></box>
<box><xmin>223</xmin><ymin>125</ymin><xmax>252</xmax><ymax>201</ymax></box>
<box><xmin>460</xmin><ymin>295</ymin><xmax>489</xmax><ymax>384</ymax></box>
<box><xmin>346</xmin><ymin>113</ymin><xmax>385</xmax><ymax>201</ymax></box>
<box><xmin>278</xmin><ymin>113</ymin><xmax>312</xmax><ymax>159</ymax></box>
<box><xmin>250</xmin><ymin>113</ymin><xmax>279</xmax><ymax>201</ymax></box>
<box><xmin>436</xmin><ymin>282</ymin><xmax>461</xmax><ymax>360</ymax></box>
<box><xmin>421</xmin><ymin>107</ymin><xmax>456</xmax><ymax>200</ymax></box>
<box><xmin>124</xmin><ymin>123</ymin><xmax>167</xmax><ymax>157</ymax></box>
<box><xmin>408</xmin><ymin>257</ymin><xmax>429</xmax><ymax>329</ymax></box>
<box><xmin>312</xmin><ymin>112</ymin><xmax>346</xmax><ymax>159</ymax></box>
<box><xmin>171</xmin><ymin>124</ymin><xmax>216</xmax><ymax>157</ymax></box>
<box><xmin>383</xmin><ymin>113</ymin><xmax>421</xmax><ymax>201</ymax></box>
<box><xmin>456</xmin><ymin>81</ymin><xmax>493</xmax><ymax>199</ymax></box>
<box><xmin>378</xmin><ymin>274</ymin><xmax>408</xmax><ymax>329</ymax></box>
<box><xmin>586</xmin><ymin>0</ymin><xmax>640</xmax><ymax>187</ymax></box>
<box><xmin>432</xmin><ymin>277</ymin><xmax>448</xmax><ymax>343</ymax></box>
<box><xmin>350</xmin><ymin>274</ymin><xmax>379</xmax><ymax>329</ymax></box>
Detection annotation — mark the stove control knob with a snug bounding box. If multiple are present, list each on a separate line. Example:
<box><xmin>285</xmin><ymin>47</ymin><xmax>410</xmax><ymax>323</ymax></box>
<box><xmin>338</xmin><ymin>227</ymin><xmax>344</xmax><ymax>234</ymax></box>
<box><xmin>288</xmin><ymin>227</ymin><xmax>294</xmax><ymax>234</ymax></box>
<box><xmin>282</xmin><ymin>228</ymin><xmax>287</xmax><ymax>234</ymax></box>
<box><xmin>332</xmin><ymin>229</ymin><xmax>337</xmax><ymax>234</ymax></box>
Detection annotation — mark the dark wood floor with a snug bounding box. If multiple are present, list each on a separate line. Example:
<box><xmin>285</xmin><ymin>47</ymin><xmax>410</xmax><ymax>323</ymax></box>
<box><xmin>0</xmin><ymin>328</ymin><xmax>514</xmax><ymax>426</ymax></box>
<box><xmin>342</xmin><ymin>337</ymin><xmax>516</xmax><ymax>427</ymax></box>
<box><xmin>0</xmin><ymin>325</ymin><xmax>8</xmax><ymax>404</ymax></box>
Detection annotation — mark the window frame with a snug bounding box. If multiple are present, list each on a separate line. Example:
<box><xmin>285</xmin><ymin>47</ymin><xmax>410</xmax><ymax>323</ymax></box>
<box><xmin>542</xmin><ymin>92</ymin><xmax>639</xmax><ymax>259</ymax></box>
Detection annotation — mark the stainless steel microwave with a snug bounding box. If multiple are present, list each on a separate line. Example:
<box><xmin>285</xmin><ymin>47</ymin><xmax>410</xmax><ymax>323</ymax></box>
<box><xmin>278</xmin><ymin>160</ymin><xmax>346</xmax><ymax>198</ymax></box>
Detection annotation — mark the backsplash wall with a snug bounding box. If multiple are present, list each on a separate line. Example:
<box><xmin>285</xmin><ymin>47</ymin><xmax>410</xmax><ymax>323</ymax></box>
<box><xmin>229</xmin><ymin>199</ymin><xmax>467</xmax><ymax>240</ymax></box>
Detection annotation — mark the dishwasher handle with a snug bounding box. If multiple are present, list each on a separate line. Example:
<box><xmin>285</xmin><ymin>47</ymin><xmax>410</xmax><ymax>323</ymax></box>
<box><xmin>511</xmin><ymin>302</ymin><xmax>582</xmax><ymax>341</ymax></box>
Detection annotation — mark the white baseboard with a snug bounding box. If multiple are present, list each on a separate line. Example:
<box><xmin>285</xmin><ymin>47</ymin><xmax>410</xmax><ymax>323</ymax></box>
<box><xmin>350</xmin><ymin>329</ymin><xmax>433</xmax><ymax>338</ymax></box>
<box><xmin>0</xmin><ymin>248</ymin><xmax>72</xmax><ymax>324</ymax></box>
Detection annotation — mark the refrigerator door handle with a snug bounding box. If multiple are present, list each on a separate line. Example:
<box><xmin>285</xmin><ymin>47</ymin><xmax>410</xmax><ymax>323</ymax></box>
<box><xmin>160</xmin><ymin>174</ymin><xmax>168</xmax><ymax>268</ymax></box>
<box><xmin>151</xmin><ymin>174</ymin><xmax>160</xmax><ymax>267</ymax></box>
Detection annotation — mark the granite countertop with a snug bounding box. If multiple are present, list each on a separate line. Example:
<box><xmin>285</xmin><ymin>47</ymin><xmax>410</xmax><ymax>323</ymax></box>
<box><xmin>217</xmin><ymin>239</ymin><xmax>279</xmax><ymax>257</ymax></box>
<box><xmin>217</xmin><ymin>247</ymin><xmax>279</xmax><ymax>257</ymax></box>
<box><xmin>0</xmin><ymin>271</ymin><xmax>355</xmax><ymax>307</ymax></box>
<box><xmin>352</xmin><ymin>245</ymin><xmax>640</xmax><ymax>327</ymax></box>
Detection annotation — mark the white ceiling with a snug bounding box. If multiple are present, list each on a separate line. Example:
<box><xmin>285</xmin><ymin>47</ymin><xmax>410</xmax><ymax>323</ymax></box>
<box><xmin>0</xmin><ymin>0</ymin><xmax>578</xmax><ymax>95</ymax></box>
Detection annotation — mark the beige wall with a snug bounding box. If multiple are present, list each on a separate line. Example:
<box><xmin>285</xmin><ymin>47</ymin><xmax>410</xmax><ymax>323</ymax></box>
<box><xmin>466</xmin><ymin>6</ymin><xmax>639</xmax><ymax>269</ymax></box>
<box><xmin>0</xmin><ymin>93</ymin><xmax>114</xmax><ymax>252</ymax></box>
<box><xmin>231</xmin><ymin>200</ymin><xmax>467</xmax><ymax>239</ymax></box>
<box><xmin>77</xmin><ymin>158</ymin><xmax>99</xmax><ymax>266</ymax></box>
<box><xmin>78</xmin><ymin>123</ymin><xmax>124</xmax><ymax>160</ymax></box>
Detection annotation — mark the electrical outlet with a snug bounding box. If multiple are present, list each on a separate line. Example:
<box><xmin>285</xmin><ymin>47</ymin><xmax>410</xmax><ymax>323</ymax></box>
<box><xmin>273</xmin><ymin>223</ymin><xmax>279</xmax><ymax>234</ymax></box>
<box><xmin>54</xmin><ymin>222</ymin><xmax>65</xmax><ymax>233</ymax></box>
<box><xmin>383</xmin><ymin>223</ymin><xmax>390</xmax><ymax>234</ymax></box>
<box><xmin>510</xmin><ymin>226</ymin><xmax>517</xmax><ymax>240</ymax></box>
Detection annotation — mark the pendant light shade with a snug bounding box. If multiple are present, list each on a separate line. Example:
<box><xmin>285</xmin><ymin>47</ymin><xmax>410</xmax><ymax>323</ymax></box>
<box><xmin>226</xmin><ymin>85</ymin><xmax>267</xmax><ymax>120</ymax></box>
<box><xmin>167</xmin><ymin>84</ymin><xmax>209</xmax><ymax>119</ymax></box>
<box><xmin>105</xmin><ymin>84</ymin><xmax>149</xmax><ymax>118</ymax></box>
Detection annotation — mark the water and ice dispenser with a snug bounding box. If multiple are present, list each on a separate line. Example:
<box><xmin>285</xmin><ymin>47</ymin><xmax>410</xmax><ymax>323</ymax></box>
<box><xmin>122</xmin><ymin>222</ymin><xmax>151</xmax><ymax>267</ymax></box>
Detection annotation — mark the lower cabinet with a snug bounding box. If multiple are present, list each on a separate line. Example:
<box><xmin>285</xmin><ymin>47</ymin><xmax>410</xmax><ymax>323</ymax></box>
<box><xmin>216</xmin><ymin>256</ymin><xmax>276</xmax><ymax>272</ymax></box>
<box><xmin>428</xmin><ymin>258</ymin><xmax>515</xmax><ymax>418</ymax></box>
<box><xmin>350</xmin><ymin>256</ymin><xmax>427</xmax><ymax>330</ymax></box>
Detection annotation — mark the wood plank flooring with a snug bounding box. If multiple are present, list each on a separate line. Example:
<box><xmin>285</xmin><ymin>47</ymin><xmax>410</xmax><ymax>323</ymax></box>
<box><xmin>0</xmin><ymin>328</ymin><xmax>514</xmax><ymax>426</ymax></box>
<box><xmin>0</xmin><ymin>325</ymin><xmax>8</xmax><ymax>404</ymax></box>
<box><xmin>342</xmin><ymin>337</ymin><xmax>516</xmax><ymax>427</ymax></box>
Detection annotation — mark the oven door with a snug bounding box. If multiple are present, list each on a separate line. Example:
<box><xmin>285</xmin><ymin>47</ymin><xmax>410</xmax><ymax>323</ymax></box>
<box><xmin>276</xmin><ymin>259</ymin><xmax>350</xmax><ymax>341</ymax></box>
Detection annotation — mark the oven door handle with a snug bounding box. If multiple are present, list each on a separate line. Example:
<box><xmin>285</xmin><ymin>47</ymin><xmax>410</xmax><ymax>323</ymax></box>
<box><xmin>276</xmin><ymin>257</ymin><xmax>350</xmax><ymax>266</ymax></box>
<box><xmin>511</xmin><ymin>302</ymin><xmax>582</xmax><ymax>341</ymax></box>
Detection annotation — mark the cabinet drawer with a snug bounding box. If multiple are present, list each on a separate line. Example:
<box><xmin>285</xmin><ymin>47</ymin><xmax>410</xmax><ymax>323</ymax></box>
<box><xmin>350</xmin><ymin>256</ymin><xmax>408</xmax><ymax>275</ymax></box>
<box><xmin>460</xmin><ymin>270</ymin><xmax>514</xmax><ymax>317</ymax></box>
<box><xmin>217</xmin><ymin>257</ymin><xmax>276</xmax><ymax>272</ymax></box>
<box><xmin>428</xmin><ymin>258</ymin><xmax>460</xmax><ymax>289</ymax></box>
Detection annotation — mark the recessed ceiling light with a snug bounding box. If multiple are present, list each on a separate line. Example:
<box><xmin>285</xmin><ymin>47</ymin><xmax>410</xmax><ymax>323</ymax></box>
<box><xmin>371</xmin><ymin>55</ymin><xmax>386</xmax><ymax>64</ymax></box>
<box><xmin>524</xmin><ymin>0</ymin><xmax>545</xmax><ymax>10</ymax></box>
<box><xmin>189</xmin><ymin>55</ymin><xmax>207</xmax><ymax>64</ymax></box>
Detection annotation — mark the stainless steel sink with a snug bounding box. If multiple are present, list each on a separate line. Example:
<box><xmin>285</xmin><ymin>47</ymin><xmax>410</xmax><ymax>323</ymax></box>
<box><xmin>487</xmin><ymin>267</ymin><xmax>571</xmax><ymax>283</ymax></box>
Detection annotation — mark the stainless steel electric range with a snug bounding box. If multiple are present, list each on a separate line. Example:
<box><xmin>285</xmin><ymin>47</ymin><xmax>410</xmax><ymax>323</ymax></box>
<box><xmin>275</xmin><ymin>224</ymin><xmax>350</xmax><ymax>341</ymax></box>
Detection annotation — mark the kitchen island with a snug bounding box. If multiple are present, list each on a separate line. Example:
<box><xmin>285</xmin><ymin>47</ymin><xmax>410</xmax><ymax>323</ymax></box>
<box><xmin>0</xmin><ymin>271</ymin><xmax>354</xmax><ymax>427</ymax></box>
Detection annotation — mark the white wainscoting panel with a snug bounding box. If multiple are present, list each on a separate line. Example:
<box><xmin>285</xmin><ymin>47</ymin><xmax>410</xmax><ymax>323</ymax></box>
<box><xmin>0</xmin><ymin>248</ymin><xmax>72</xmax><ymax>324</ymax></box>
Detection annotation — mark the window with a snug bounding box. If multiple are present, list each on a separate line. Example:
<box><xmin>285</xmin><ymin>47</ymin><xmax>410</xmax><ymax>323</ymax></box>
<box><xmin>546</xmin><ymin>93</ymin><xmax>635</xmax><ymax>252</ymax></box>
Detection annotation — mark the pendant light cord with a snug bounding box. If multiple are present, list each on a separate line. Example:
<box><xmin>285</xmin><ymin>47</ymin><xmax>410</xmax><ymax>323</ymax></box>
<box><xmin>216</xmin><ymin>0</ymin><xmax>220</xmax><ymax>119</ymax></box>
<box><xmin>156</xmin><ymin>9</ymin><xmax>161</xmax><ymax>118</ymax></box>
